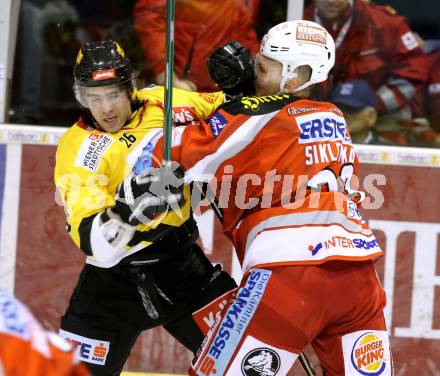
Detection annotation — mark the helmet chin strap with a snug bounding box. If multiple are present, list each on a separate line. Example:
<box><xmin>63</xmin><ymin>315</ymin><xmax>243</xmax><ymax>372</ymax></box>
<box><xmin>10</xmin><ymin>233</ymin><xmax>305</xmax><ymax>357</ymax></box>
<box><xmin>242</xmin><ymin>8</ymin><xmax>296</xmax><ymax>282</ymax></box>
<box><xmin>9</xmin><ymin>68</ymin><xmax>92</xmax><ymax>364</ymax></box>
<box><xmin>278</xmin><ymin>66</ymin><xmax>297</xmax><ymax>94</ymax></box>
<box><xmin>279</xmin><ymin>72</ymin><xmax>313</xmax><ymax>95</ymax></box>
<box><xmin>291</xmin><ymin>80</ymin><xmax>313</xmax><ymax>94</ymax></box>
<box><xmin>278</xmin><ymin>75</ymin><xmax>289</xmax><ymax>94</ymax></box>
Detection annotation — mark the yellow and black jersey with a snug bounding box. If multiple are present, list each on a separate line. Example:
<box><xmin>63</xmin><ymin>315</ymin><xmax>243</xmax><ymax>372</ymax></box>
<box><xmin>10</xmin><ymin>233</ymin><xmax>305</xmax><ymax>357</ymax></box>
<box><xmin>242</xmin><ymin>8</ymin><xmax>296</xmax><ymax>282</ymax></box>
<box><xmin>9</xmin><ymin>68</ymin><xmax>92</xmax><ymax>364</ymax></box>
<box><xmin>54</xmin><ymin>86</ymin><xmax>224</xmax><ymax>267</ymax></box>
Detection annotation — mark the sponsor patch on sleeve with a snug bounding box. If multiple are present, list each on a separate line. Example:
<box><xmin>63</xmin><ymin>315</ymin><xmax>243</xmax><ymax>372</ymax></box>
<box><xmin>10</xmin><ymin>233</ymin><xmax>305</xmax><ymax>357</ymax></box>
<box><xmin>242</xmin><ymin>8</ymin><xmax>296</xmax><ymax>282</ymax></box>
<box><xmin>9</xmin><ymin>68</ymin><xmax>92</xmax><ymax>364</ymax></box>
<box><xmin>75</xmin><ymin>134</ymin><xmax>113</xmax><ymax>172</ymax></box>
<box><xmin>429</xmin><ymin>83</ymin><xmax>440</xmax><ymax>94</ymax></box>
<box><xmin>172</xmin><ymin>105</ymin><xmax>200</xmax><ymax>125</ymax></box>
<box><xmin>59</xmin><ymin>329</ymin><xmax>110</xmax><ymax>365</ymax></box>
<box><xmin>207</xmin><ymin>112</ymin><xmax>229</xmax><ymax>137</ymax></box>
<box><xmin>132</xmin><ymin>142</ymin><xmax>154</xmax><ymax>176</ymax></box>
<box><xmin>401</xmin><ymin>31</ymin><xmax>419</xmax><ymax>51</ymax></box>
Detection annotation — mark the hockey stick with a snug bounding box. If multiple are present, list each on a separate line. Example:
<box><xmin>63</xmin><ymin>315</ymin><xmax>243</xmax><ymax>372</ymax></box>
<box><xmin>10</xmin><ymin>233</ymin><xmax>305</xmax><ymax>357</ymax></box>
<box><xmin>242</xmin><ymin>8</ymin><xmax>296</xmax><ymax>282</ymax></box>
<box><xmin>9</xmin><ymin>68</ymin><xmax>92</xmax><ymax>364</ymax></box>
<box><xmin>194</xmin><ymin>183</ymin><xmax>316</xmax><ymax>376</ymax></box>
<box><xmin>298</xmin><ymin>352</ymin><xmax>317</xmax><ymax>375</ymax></box>
<box><xmin>162</xmin><ymin>0</ymin><xmax>175</xmax><ymax>165</ymax></box>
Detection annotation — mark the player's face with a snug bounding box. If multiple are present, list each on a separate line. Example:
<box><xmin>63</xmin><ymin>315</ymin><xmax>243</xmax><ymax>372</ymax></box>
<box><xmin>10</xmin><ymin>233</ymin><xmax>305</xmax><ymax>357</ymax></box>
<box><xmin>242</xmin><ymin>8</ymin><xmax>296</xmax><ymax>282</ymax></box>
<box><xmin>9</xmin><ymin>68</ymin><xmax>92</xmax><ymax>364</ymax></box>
<box><xmin>254</xmin><ymin>54</ymin><xmax>283</xmax><ymax>96</ymax></box>
<box><xmin>314</xmin><ymin>0</ymin><xmax>349</xmax><ymax>21</ymax></box>
<box><xmin>84</xmin><ymin>85</ymin><xmax>132</xmax><ymax>133</ymax></box>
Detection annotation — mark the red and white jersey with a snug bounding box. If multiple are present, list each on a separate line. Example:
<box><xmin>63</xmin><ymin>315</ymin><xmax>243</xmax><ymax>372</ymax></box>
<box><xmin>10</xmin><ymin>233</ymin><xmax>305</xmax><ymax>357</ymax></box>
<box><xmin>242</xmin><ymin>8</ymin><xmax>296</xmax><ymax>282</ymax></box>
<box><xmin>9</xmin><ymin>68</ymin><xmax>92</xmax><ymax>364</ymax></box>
<box><xmin>0</xmin><ymin>291</ymin><xmax>88</xmax><ymax>376</ymax></box>
<box><xmin>151</xmin><ymin>95</ymin><xmax>383</xmax><ymax>272</ymax></box>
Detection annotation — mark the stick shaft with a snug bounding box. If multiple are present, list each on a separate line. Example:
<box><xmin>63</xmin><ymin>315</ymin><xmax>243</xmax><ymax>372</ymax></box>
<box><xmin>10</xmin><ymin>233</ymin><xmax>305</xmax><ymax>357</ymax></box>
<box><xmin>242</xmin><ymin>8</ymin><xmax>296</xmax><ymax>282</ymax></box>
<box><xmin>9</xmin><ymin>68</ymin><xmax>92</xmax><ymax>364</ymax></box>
<box><xmin>162</xmin><ymin>0</ymin><xmax>175</xmax><ymax>164</ymax></box>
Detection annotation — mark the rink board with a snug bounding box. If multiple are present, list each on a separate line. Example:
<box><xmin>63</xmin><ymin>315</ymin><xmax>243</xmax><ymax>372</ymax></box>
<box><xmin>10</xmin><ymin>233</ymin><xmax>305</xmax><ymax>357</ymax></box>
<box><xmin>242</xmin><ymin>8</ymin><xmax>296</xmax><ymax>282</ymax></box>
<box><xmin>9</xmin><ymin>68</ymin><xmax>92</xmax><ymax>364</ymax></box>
<box><xmin>0</xmin><ymin>125</ymin><xmax>439</xmax><ymax>375</ymax></box>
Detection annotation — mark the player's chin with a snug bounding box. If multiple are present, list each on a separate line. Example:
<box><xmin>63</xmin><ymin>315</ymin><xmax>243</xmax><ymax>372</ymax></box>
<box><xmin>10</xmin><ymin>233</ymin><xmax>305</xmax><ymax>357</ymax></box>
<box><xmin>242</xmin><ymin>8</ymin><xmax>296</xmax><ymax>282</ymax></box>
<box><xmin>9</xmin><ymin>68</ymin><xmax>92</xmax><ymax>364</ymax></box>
<box><xmin>255</xmin><ymin>85</ymin><xmax>267</xmax><ymax>97</ymax></box>
<box><xmin>101</xmin><ymin>118</ymin><xmax>123</xmax><ymax>133</ymax></box>
<box><xmin>256</xmin><ymin>87</ymin><xmax>274</xmax><ymax>97</ymax></box>
<box><xmin>255</xmin><ymin>81</ymin><xmax>278</xmax><ymax>97</ymax></box>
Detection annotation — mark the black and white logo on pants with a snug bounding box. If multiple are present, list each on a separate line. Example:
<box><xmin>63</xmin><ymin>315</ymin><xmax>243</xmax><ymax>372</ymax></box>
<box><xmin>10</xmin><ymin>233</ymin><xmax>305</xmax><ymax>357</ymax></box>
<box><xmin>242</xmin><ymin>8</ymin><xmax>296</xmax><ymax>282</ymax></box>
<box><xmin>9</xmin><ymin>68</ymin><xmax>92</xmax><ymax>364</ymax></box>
<box><xmin>241</xmin><ymin>347</ymin><xmax>280</xmax><ymax>376</ymax></box>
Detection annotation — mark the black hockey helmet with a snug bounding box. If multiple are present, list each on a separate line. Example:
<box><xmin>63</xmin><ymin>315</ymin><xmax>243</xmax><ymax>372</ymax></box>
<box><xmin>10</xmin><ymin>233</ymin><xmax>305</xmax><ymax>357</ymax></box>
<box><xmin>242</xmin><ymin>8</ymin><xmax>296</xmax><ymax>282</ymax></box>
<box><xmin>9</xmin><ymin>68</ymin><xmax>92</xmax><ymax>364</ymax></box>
<box><xmin>73</xmin><ymin>40</ymin><xmax>136</xmax><ymax>106</ymax></box>
<box><xmin>74</xmin><ymin>40</ymin><xmax>133</xmax><ymax>87</ymax></box>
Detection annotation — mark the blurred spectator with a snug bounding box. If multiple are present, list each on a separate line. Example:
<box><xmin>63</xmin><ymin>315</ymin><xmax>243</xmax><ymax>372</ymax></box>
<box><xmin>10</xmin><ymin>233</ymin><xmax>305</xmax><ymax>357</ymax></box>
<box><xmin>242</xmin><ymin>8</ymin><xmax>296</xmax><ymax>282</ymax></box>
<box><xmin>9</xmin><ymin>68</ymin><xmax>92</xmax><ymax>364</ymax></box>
<box><xmin>133</xmin><ymin>0</ymin><xmax>260</xmax><ymax>91</ymax></box>
<box><xmin>331</xmin><ymin>79</ymin><xmax>393</xmax><ymax>145</ymax></box>
<box><xmin>238</xmin><ymin>0</ymin><xmax>260</xmax><ymax>25</ymax></box>
<box><xmin>254</xmin><ymin>0</ymin><xmax>287</xmax><ymax>39</ymax></box>
<box><xmin>43</xmin><ymin>0</ymin><xmax>80</xmax><ymax>58</ymax></box>
<box><xmin>41</xmin><ymin>0</ymin><xmax>81</xmax><ymax>117</ymax></box>
<box><xmin>304</xmin><ymin>0</ymin><xmax>429</xmax><ymax>119</ymax></box>
<box><xmin>11</xmin><ymin>0</ymin><xmax>44</xmax><ymax>123</ymax></box>
<box><xmin>374</xmin><ymin>112</ymin><xmax>440</xmax><ymax>147</ymax></box>
<box><xmin>332</xmin><ymin>79</ymin><xmax>440</xmax><ymax>147</ymax></box>
<box><xmin>11</xmin><ymin>0</ymin><xmax>81</xmax><ymax>125</ymax></box>
<box><xmin>424</xmin><ymin>40</ymin><xmax>440</xmax><ymax>131</ymax></box>
<box><xmin>11</xmin><ymin>0</ymin><xmax>142</xmax><ymax>126</ymax></box>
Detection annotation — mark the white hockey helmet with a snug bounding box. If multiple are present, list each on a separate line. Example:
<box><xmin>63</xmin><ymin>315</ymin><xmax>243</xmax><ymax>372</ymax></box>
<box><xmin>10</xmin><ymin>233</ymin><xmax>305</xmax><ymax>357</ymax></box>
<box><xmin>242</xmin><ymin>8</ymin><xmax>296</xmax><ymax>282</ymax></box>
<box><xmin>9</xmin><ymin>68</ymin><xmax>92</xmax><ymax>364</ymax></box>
<box><xmin>260</xmin><ymin>20</ymin><xmax>335</xmax><ymax>93</ymax></box>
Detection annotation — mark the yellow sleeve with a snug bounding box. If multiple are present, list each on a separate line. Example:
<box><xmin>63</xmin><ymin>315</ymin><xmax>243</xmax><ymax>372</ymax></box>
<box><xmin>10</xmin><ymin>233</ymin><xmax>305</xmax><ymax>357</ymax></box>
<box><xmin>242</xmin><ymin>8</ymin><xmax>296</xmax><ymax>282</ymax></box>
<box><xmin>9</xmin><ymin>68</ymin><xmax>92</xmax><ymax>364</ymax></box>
<box><xmin>137</xmin><ymin>86</ymin><xmax>224</xmax><ymax>120</ymax></box>
<box><xmin>178</xmin><ymin>90</ymin><xmax>225</xmax><ymax>119</ymax></box>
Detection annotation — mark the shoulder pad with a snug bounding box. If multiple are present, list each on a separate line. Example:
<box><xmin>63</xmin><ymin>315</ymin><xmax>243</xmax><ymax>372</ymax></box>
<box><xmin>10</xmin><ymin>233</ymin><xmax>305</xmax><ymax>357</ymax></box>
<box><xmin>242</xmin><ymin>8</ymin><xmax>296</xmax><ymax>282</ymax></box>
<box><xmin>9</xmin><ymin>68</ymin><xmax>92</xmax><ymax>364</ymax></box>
<box><xmin>136</xmin><ymin>85</ymin><xmax>163</xmax><ymax>100</ymax></box>
<box><xmin>373</xmin><ymin>3</ymin><xmax>398</xmax><ymax>16</ymax></box>
<box><xmin>220</xmin><ymin>94</ymin><xmax>300</xmax><ymax>115</ymax></box>
<box><xmin>359</xmin><ymin>1</ymin><xmax>402</xmax><ymax>24</ymax></box>
<box><xmin>383</xmin><ymin>5</ymin><xmax>397</xmax><ymax>15</ymax></box>
<box><xmin>142</xmin><ymin>84</ymin><xmax>159</xmax><ymax>90</ymax></box>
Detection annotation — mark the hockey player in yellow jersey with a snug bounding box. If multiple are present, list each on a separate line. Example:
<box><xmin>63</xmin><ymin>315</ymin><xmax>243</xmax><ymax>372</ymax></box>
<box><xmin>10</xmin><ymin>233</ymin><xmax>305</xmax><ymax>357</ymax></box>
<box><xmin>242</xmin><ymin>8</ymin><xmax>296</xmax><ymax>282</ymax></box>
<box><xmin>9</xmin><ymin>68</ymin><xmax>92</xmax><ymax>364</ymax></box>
<box><xmin>54</xmin><ymin>40</ymin><xmax>237</xmax><ymax>376</ymax></box>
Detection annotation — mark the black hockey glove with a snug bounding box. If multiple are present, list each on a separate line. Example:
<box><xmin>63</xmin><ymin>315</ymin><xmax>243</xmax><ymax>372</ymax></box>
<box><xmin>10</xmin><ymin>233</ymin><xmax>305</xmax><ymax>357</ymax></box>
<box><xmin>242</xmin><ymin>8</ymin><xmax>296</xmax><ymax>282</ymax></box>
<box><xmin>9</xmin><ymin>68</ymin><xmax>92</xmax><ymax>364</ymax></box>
<box><xmin>207</xmin><ymin>40</ymin><xmax>255</xmax><ymax>97</ymax></box>
<box><xmin>113</xmin><ymin>162</ymin><xmax>186</xmax><ymax>226</ymax></box>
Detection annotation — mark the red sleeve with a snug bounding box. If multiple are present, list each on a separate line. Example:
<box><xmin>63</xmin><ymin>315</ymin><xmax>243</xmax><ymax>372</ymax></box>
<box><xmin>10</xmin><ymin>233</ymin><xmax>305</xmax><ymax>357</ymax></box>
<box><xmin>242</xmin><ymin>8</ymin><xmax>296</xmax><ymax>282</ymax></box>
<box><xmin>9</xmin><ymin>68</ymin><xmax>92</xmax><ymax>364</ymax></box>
<box><xmin>428</xmin><ymin>51</ymin><xmax>440</xmax><ymax>118</ymax></box>
<box><xmin>152</xmin><ymin>121</ymin><xmax>217</xmax><ymax>171</ymax></box>
<box><xmin>152</xmin><ymin>109</ymin><xmax>249</xmax><ymax>178</ymax></box>
<box><xmin>376</xmin><ymin>16</ymin><xmax>429</xmax><ymax>113</ymax></box>
<box><xmin>133</xmin><ymin>0</ymin><xmax>166</xmax><ymax>76</ymax></box>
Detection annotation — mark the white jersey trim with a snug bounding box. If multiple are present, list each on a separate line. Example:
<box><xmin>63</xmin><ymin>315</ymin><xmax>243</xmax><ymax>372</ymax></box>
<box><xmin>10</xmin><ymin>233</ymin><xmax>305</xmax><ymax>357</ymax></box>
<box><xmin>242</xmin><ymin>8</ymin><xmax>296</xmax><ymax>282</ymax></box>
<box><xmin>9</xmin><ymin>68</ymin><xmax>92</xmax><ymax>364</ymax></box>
<box><xmin>244</xmin><ymin>210</ymin><xmax>371</xmax><ymax>253</ymax></box>
<box><xmin>125</xmin><ymin>128</ymin><xmax>163</xmax><ymax>170</ymax></box>
<box><xmin>243</xmin><ymin>224</ymin><xmax>382</xmax><ymax>271</ymax></box>
<box><xmin>184</xmin><ymin>110</ymin><xmax>280</xmax><ymax>183</ymax></box>
<box><xmin>87</xmin><ymin>213</ymin><xmax>149</xmax><ymax>268</ymax></box>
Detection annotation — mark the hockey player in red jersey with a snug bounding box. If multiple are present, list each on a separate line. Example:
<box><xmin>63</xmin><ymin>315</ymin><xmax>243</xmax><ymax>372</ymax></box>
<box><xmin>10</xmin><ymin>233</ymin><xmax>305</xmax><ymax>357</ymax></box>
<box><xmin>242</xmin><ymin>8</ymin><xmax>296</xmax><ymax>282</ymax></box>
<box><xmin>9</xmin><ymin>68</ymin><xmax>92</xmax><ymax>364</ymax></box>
<box><xmin>0</xmin><ymin>290</ymin><xmax>89</xmax><ymax>375</ymax></box>
<box><xmin>139</xmin><ymin>20</ymin><xmax>393</xmax><ymax>375</ymax></box>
